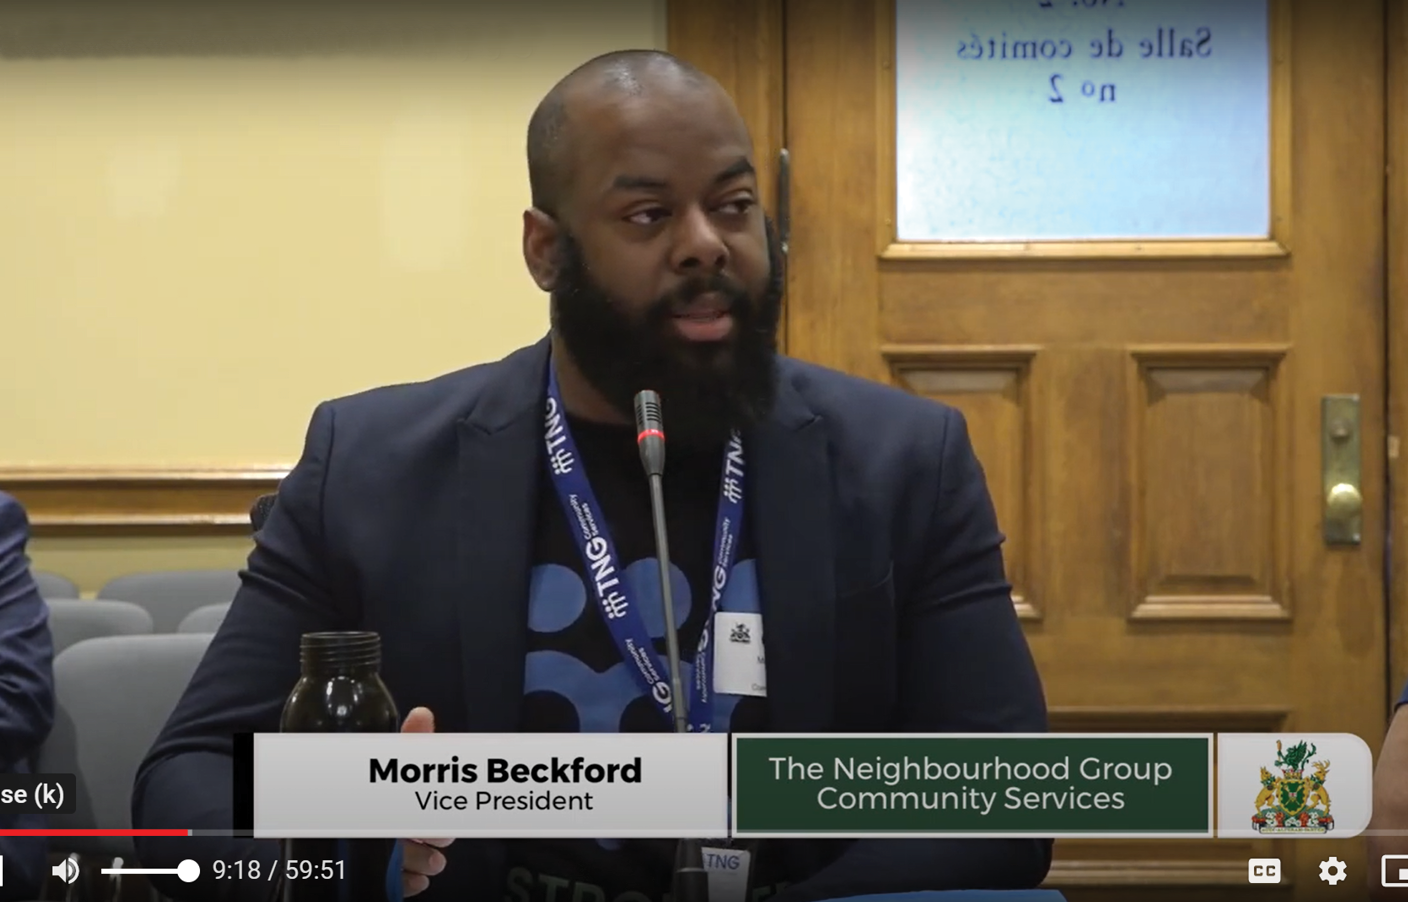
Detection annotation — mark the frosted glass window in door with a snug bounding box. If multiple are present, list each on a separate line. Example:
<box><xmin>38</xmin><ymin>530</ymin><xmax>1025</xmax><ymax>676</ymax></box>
<box><xmin>896</xmin><ymin>0</ymin><xmax>1270</xmax><ymax>242</ymax></box>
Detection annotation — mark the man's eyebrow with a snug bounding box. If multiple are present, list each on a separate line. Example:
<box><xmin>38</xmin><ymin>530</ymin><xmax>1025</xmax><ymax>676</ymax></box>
<box><xmin>713</xmin><ymin>157</ymin><xmax>755</xmax><ymax>184</ymax></box>
<box><xmin>610</xmin><ymin>174</ymin><xmax>669</xmax><ymax>192</ymax></box>
<box><xmin>607</xmin><ymin>157</ymin><xmax>756</xmax><ymax>194</ymax></box>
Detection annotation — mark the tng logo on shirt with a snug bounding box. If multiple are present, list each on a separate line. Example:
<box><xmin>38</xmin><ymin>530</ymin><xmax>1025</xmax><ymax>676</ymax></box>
<box><xmin>504</xmin><ymin>867</ymin><xmax>790</xmax><ymax>902</ymax></box>
<box><xmin>525</xmin><ymin>557</ymin><xmax>760</xmax><ymax>733</ymax></box>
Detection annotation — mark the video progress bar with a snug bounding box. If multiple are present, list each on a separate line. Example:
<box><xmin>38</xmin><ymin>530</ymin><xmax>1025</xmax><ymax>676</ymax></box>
<box><xmin>0</xmin><ymin>829</ymin><xmax>191</xmax><ymax>836</ymax></box>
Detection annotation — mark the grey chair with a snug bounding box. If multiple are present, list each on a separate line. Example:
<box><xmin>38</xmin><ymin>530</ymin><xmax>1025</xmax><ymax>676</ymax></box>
<box><xmin>45</xmin><ymin>600</ymin><xmax>154</xmax><ymax>655</ymax></box>
<box><xmin>97</xmin><ymin>570</ymin><xmax>241</xmax><ymax>632</ymax></box>
<box><xmin>38</xmin><ymin>633</ymin><xmax>212</xmax><ymax>897</ymax></box>
<box><xmin>31</xmin><ymin>569</ymin><xmax>79</xmax><ymax>600</ymax></box>
<box><xmin>177</xmin><ymin>602</ymin><xmax>230</xmax><ymax>634</ymax></box>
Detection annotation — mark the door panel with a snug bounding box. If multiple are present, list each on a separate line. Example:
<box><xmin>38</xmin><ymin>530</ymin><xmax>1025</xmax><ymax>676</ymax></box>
<box><xmin>1388</xmin><ymin>0</ymin><xmax>1408</xmax><ymax>715</ymax></box>
<box><xmin>784</xmin><ymin>0</ymin><xmax>1385</xmax><ymax>898</ymax></box>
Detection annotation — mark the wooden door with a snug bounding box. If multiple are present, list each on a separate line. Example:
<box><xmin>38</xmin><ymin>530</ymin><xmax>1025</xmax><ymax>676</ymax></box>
<box><xmin>781</xmin><ymin>1</ymin><xmax>1385</xmax><ymax>898</ymax></box>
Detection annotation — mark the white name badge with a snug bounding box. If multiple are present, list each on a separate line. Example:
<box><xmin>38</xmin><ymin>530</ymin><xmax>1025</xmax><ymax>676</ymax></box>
<box><xmin>701</xmin><ymin>846</ymin><xmax>752</xmax><ymax>902</ymax></box>
<box><xmin>713</xmin><ymin>612</ymin><xmax>766</xmax><ymax>697</ymax></box>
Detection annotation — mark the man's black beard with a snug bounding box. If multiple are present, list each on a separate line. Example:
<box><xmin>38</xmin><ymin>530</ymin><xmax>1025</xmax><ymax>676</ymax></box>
<box><xmin>549</xmin><ymin>218</ymin><xmax>783</xmax><ymax>448</ymax></box>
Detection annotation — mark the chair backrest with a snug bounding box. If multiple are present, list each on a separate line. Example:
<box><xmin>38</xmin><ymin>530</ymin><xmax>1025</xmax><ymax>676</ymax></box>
<box><xmin>31</xmin><ymin>570</ymin><xmax>79</xmax><ymax>600</ymax></box>
<box><xmin>38</xmin><ymin>633</ymin><xmax>212</xmax><ymax>858</ymax></box>
<box><xmin>97</xmin><ymin>570</ymin><xmax>242</xmax><ymax>632</ymax></box>
<box><xmin>45</xmin><ymin>599</ymin><xmax>154</xmax><ymax>654</ymax></box>
<box><xmin>177</xmin><ymin>602</ymin><xmax>231</xmax><ymax>634</ymax></box>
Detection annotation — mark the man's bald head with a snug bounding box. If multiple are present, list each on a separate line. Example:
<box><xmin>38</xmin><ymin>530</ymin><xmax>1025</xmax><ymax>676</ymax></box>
<box><xmin>519</xmin><ymin>49</ymin><xmax>778</xmax><ymax>446</ymax></box>
<box><xmin>526</xmin><ymin>49</ymin><xmax>721</xmax><ymax>217</ymax></box>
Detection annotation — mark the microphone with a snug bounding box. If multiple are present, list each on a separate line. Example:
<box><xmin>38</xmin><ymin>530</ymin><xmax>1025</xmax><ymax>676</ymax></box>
<box><xmin>632</xmin><ymin>390</ymin><xmax>710</xmax><ymax>902</ymax></box>
<box><xmin>634</xmin><ymin>391</ymin><xmax>666</xmax><ymax>477</ymax></box>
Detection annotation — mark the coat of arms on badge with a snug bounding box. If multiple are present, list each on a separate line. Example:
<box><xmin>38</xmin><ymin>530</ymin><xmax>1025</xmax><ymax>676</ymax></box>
<box><xmin>1252</xmin><ymin>740</ymin><xmax>1332</xmax><ymax>833</ymax></box>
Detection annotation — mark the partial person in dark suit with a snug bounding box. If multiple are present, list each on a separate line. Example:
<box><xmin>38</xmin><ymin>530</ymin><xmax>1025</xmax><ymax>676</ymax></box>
<box><xmin>133</xmin><ymin>49</ymin><xmax>1050</xmax><ymax>901</ymax></box>
<box><xmin>0</xmin><ymin>492</ymin><xmax>57</xmax><ymax>900</ymax></box>
<box><xmin>1368</xmin><ymin>681</ymin><xmax>1408</xmax><ymax>898</ymax></box>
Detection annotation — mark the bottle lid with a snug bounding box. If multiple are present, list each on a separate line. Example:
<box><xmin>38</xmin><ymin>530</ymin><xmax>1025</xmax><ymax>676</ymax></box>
<box><xmin>300</xmin><ymin>631</ymin><xmax>381</xmax><ymax>672</ymax></box>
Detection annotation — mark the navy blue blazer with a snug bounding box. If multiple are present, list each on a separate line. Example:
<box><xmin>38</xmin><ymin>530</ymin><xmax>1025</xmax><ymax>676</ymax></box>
<box><xmin>0</xmin><ymin>493</ymin><xmax>56</xmax><ymax>901</ymax></box>
<box><xmin>133</xmin><ymin>338</ymin><xmax>1051</xmax><ymax>901</ymax></box>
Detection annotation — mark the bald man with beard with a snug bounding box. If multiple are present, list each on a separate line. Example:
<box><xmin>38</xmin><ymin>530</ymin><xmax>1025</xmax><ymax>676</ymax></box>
<box><xmin>133</xmin><ymin>50</ymin><xmax>1051</xmax><ymax>901</ymax></box>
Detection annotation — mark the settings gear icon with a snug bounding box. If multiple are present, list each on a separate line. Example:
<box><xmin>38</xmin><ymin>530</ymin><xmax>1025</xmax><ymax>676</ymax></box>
<box><xmin>1319</xmin><ymin>856</ymin><xmax>1348</xmax><ymax>885</ymax></box>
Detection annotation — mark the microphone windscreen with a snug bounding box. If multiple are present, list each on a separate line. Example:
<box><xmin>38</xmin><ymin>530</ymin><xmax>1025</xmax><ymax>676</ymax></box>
<box><xmin>249</xmin><ymin>493</ymin><xmax>278</xmax><ymax>532</ymax></box>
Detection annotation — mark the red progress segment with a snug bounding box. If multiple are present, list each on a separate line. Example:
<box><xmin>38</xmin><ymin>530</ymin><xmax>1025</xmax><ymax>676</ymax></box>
<box><xmin>0</xmin><ymin>829</ymin><xmax>189</xmax><ymax>836</ymax></box>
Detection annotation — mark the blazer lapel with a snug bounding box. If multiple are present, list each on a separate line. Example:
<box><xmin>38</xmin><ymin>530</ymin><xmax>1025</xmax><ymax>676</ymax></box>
<box><xmin>749</xmin><ymin>369</ymin><xmax>836</xmax><ymax>731</ymax></box>
<box><xmin>455</xmin><ymin>338</ymin><xmax>551</xmax><ymax>732</ymax></box>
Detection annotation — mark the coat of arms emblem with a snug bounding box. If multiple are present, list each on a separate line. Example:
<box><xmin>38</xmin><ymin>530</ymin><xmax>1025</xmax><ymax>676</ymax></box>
<box><xmin>1252</xmin><ymin>740</ymin><xmax>1332</xmax><ymax>834</ymax></box>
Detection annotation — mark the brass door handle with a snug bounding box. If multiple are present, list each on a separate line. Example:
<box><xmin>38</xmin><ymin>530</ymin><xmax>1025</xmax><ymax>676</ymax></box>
<box><xmin>1326</xmin><ymin>482</ymin><xmax>1363</xmax><ymax>518</ymax></box>
<box><xmin>1322</xmin><ymin>395</ymin><xmax>1362</xmax><ymax>545</ymax></box>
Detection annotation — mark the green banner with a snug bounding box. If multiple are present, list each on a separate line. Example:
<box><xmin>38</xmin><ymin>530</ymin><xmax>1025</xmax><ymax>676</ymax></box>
<box><xmin>732</xmin><ymin>734</ymin><xmax>1211</xmax><ymax>837</ymax></box>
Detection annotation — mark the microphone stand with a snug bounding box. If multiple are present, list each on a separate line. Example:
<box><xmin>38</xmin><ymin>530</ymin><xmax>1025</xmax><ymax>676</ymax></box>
<box><xmin>647</xmin><ymin>473</ymin><xmax>710</xmax><ymax>902</ymax></box>
<box><xmin>646</xmin><ymin>473</ymin><xmax>690</xmax><ymax>739</ymax></box>
<box><xmin>635</xmin><ymin>391</ymin><xmax>710</xmax><ymax>902</ymax></box>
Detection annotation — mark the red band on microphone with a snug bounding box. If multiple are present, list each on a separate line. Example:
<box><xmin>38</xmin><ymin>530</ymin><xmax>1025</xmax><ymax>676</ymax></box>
<box><xmin>637</xmin><ymin>428</ymin><xmax>665</xmax><ymax>444</ymax></box>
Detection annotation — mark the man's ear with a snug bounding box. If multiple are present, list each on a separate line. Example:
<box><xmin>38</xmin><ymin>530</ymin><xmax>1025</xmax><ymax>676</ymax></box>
<box><xmin>522</xmin><ymin>208</ymin><xmax>561</xmax><ymax>292</ymax></box>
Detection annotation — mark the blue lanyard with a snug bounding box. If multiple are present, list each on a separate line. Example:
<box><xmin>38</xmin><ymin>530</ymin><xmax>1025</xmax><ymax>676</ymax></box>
<box><xmin>543</xmin><ymin>364</ymin><xmax>745</xmax><ymax>732</ymax></box>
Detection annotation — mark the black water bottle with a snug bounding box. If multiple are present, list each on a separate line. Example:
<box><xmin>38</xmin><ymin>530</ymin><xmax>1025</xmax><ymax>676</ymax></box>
<box><xmin>280</xmin><ymin>632</ymin><xmax>400</xmax><ymax>902</ymax></box>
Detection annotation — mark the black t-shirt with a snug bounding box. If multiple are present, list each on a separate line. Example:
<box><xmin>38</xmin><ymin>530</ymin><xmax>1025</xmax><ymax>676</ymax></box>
<box><xmin>503</xmin><ymin>415</ymin><xmax>781</xmax><ymax>901</ymax></box>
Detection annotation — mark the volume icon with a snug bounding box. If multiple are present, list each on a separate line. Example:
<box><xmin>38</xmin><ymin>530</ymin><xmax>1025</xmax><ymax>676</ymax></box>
<box><xmin>52</xmin><ymin>855</ymin><xmax>79</xmax><ymax>884</ymax></box>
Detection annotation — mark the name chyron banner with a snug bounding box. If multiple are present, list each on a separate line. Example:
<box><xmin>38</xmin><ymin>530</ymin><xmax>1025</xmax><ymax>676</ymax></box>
<box><xmin>251</xmin><ymin>732</ymin><xmax>1368</xmax><ymax>839</ymax></box>
<box><xmin>731</xmin><ymin>734</ymin><xmax>1214</xmax><ymax>839</ymax></box>
<box><xmin>252</xmin><ymin>733</ymin><xmax>730</xmax><ymax>839</ymax></box>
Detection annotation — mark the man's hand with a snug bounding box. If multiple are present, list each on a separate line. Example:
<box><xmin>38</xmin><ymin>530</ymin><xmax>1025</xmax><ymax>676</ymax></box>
<box><xmin>399</xmin><ymin>707</ymin><xmax>453</xmax><ymax>897</ymax></box>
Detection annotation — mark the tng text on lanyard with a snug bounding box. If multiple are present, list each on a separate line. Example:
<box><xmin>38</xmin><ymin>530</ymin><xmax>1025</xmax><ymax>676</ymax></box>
<box><xmin>543</xmin><ymin>366</ymin><xmax>744</xmax><ymax>732</ymax></box>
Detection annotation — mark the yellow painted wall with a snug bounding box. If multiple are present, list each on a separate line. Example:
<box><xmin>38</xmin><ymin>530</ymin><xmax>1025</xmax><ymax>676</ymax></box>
<box><xmin>3</xmin><ymin>1</ymin><xmax>666</xmax><ymax>593</ymax></box>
